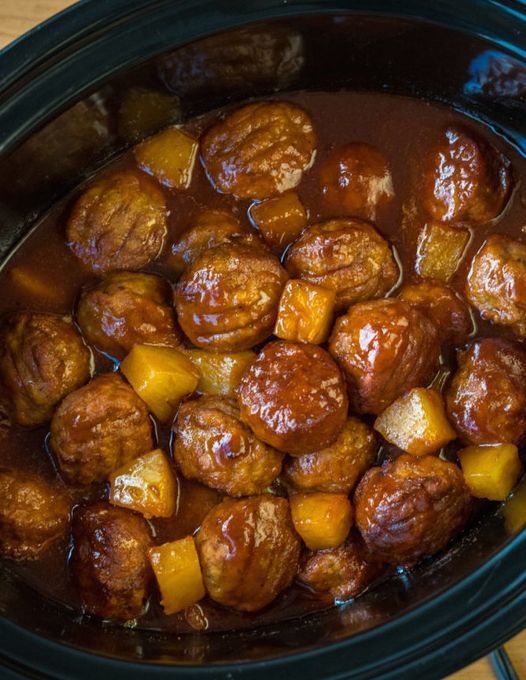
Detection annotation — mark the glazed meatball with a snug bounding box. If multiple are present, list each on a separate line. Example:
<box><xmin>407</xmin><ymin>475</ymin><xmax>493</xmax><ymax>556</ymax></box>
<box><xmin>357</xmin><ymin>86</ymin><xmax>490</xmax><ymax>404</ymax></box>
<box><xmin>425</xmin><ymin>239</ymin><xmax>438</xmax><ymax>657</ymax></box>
<box><xmin>77</xmin><ymin>271</ymin><xmax>180</xmax><ymax>360</ymax></box>
<box><xmin>50</xmin><ymin>374</ymin><xmax>154</xmax><ymax>485</ymax></box>
<box><xmin>354</xmin><ymin>454</ymin><xmax>471</xmax><ymax>566</ymax></box>
<box><xmin>421</xmin><ymin>126</ymin><xmax>511</xmax><ymax>224</ymax></box>
<box><xmin>466</xmin><ymin>235</ymin><xmax>526</xmax><ymax>339</ymax></box>
<box><xmin>319</xmin><ymin>143</ymin><xmax>394</xmax><ymax>220</ymax></box>
<box><xmin>173</xmin><ymin>396</ymin><xmax>284</xmax><ymax>496</ymax></box>
<box><xmin>329</xmin><ymin>299</ymin><xmax>440</xmax><ymax>415</ymax></box>
<box><xmin>201</xmin><ymin>101</ymin><xmax>316</xmax><ymax>200</ymax></box>
<box><xmin>0</xmin><ymin>468</ymin><xmax>70</xmax><ymax>560</ymax></box>
<box><xmin>66</xmin><ymin>170</ymin><xmax>168</xmax><ymax>274</ymax></box>
<box><xmin>285</xmin><ymin>219</ymin><xmax>399</xmax><ymax>311</ymax></box>
<box><xmin>195</xmin><ymin>495</ymin><xmax>300</xmax><ymax>611</ymax></box>
<box><xmin>238</xmin><ymin>341</ymin><xmax>348</xmax><ymax>456</ymax></box>
<box><xmin>0</xmin><ymin>312</ymin><xmax>91</xmax><ymax>427</ymax></box>
<box><xmin>446</xmin><ymin>338</ymin><xmax>526</xmax><ymax>445</ymax></box>
<box><xmin>174</xmin><ymin>243</ymin><xmax>288</xmax><ymax>351</ymax></box>
<box><xmin>70</xmin><ymin>503</ymin><xmax>151</xmax><ymax>620</ymax></box>
<box><xmin>284</xmin><ymin>417</ymin><xmax>377</xmax><ymax>494</ymax></box>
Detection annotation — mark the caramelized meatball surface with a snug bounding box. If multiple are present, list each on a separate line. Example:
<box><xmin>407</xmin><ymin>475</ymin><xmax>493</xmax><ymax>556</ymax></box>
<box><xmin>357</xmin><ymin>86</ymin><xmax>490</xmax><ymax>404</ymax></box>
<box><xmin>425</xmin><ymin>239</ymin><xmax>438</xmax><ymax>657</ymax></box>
<box><xmin>285</xmin><ymin>219</ymin><xmax>399</xmax><ymax>311</ymax></box>
<box><xmin>446</xmin><ymin>338</ymin><xmax>526</xmax><ymax>445</ymax></box>
<box><xmin>238</xmin><ymin>341</ymin><xmax>348</xmax><ymax>456</ymax></box>
<box><xmin>71</xmin><ymin>502</ymin><xmax>151</xmax><ymax>620</ymax></box>
<box><xmin>50</xmin><ymin>374</ymin><xmax>154</xmax><ymax>485</ymax></box>
<box><xmin>466</xmin><ymin>235</ymin><xmax>526</xmax><ymax>339</ymax></box>
<box><xmin>174</xmin><ymin>243</ymin><xmax>288</xmax><ymax>351</ymax></box>
<box><xmin>0</xmin><ymin>312</ymin><xmax>91</xmax><ymax>427</ymax></box>
<box><xmin>201</xmin><ymin>101</ymin><xmax>316</xmax><ymax>200</ymax></box>
<box><xmin>67</xmin><ymin>170</ymin><xmax>168</xmax><ymax>274</ymax></box>
<box><xmin>329</xmin><ymin>299</ymin><xmax>440</xmax><ymax>415</ymax></box>
<box><xmin>354</xmin><ymin>454</ymin><xmax>471</xmax><ymax>566</ymax></box>
<box><xmin>0</xmin><ymin>468</ymin><xmax>70</xmax><ymax>560</ymax></box>
<box><xmin>77</xmin><ymin>271</ymin><xmax>180</xmax><ymax>360</ymax></box>
<box><xmin>195</xmin><ymin>495</ymin><xmax>300</xmax><ymax>611</ymax></box>
<box><xmin>174</xmin><ymin>396</ymin><xmax>284</xmax><ymax>496</ymax></box>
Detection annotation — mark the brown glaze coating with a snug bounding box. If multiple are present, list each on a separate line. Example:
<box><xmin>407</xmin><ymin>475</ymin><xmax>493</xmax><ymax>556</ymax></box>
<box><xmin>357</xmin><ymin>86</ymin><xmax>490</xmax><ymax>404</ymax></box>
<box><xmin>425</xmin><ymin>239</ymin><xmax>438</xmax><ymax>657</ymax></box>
<box><xmin>446</xmin><ymin>338</ymin><xmax>526</xmax><ymax>445</ymax></box>
<box><xmin>0</xmin><ymin>312</ymin><xmax>91</xmax><ymax>427</ymax></box>
<box><xmin>329</xmin><ymin>299</ymin><xmax>440</xmax><ymax>415</ymax></box>
<box><xmin>238</xmin><ymin>341</ymin><xmax>348</xmax><ymax>456</ymax></box>
<box><xmin>354</xmin><ymin>454</ymin><xmax>471</xmax><ymax>566</ymax></box>
<box><xmin>195</xmin><ymin>495</ymin><xmax>300</xmax><ymax>611</ymax></box>
<box><xmin>285</xmin><ymin>219</ymin><xmax>399</xmax><ymax>311</ymax></box>
<box><xmin>50</xmin><ymin>374</ymin><xmax>154</xmax><ymax>485</ymax></box>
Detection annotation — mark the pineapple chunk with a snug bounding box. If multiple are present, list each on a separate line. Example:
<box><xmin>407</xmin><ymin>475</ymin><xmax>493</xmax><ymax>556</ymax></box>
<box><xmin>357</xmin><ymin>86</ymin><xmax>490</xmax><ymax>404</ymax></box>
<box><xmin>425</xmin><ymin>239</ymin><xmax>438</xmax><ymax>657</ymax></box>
<box><xmin>181</xmin><ymin>349</ymin><xmax>256</xmax><ymax>397</ymax></box>
<box><xmin>121</xmin><ymin>345</ymin><xmax>200</xmax><ymax>422</ymax></box>
<box><xmin>9</xmin><ymin>266</ymin><xmax>66</xmax><ymax>306</ymax></box>
<box><xmin>109</xmin><ymin>449</ymin><xmax>177</xmax><ymax>519</ymax></box>
<box><xmin>249</xmin><ymin>191</ymin><xmax>307</xmax><ymax>251</ymax></box>
<box><xmin>458</xmin><ymin>444</ymin><xmax>523</xmax><ymax>501</ymax></box>
<box><xmin>118</xmin><ymin>87</ymin><xmax>180</xmax><ymax>141</ymax></box>
<box><xmin>415</xmin><ymin>222</ymin><xmax>470</xmax><ymax>282</ymax></box>
<box><xmin>290</xmin><ymin>492</ymin><xmax>353</xmax><ymax>550</ymax></box>
<box><xmin>503</xmin><ymin>475</ymin><xmax>526</xmax><ymax>533</ymax></box>
<box><xmin>374</xmin><ymin>388</ymin><xmax>456</xmax><ymax>456</ymax></box>
<box><xmin>274</xmin><ymin>279</ymin><xmax>336</xmax><ymax>345</ymax></box>
<box><xmin>135</xmin><ymin>126</ymin><xmax>198</xmax><ymax>189</ymax></box>
<box><xmin>149</xmin><ymin>536</ymin><xmax>205</xmax><ymax>615</ymax></box>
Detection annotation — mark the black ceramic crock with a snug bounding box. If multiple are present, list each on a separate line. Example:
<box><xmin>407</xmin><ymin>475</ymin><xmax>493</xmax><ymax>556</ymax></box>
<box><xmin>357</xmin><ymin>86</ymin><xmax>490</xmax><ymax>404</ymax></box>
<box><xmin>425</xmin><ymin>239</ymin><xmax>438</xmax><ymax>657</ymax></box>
<box><xmin>0</xmin><ymin>1</ymin><xmax>525</xmax><ymax>678</ymax></box>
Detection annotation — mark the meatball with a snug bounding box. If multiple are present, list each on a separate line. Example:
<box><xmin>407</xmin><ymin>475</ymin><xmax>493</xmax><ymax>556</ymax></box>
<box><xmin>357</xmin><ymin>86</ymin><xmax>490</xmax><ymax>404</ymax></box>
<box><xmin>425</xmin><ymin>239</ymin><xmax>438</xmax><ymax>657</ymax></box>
<box><xmin>201</xmin><ymin>101</ymin><xmax>316</xmax><ymax>200</ymax></box>
<box><xmin>354</xmin><ymin>454</ymin><xmax>471</xmax><ymax>566</ymax></box>
<box><xmin>195</xmin><ymin>495</ymin><xmax>300</xmax><ymax>611</ymax></box>
<box><xmin>174</xmin><ymin>243</ymin><xmax>288</xmax><ymax>351</ymax></box>
<box><xmin>446</xmin><ymin>338</ymin><xmax>526</xmax><ymax>445</ymax></box>
<box><xmin>173</xmin><ymin>396</ymin><xmax>284</xmax><ymax>496</ymax></box>
<box><xmin>238</xmin><ymin>340</ymin><xmax>348</xmax><ymax>456</ymax></box>
<box><xmin>50</xmin><ymin>374</ymin><xmax>154</xmax><ymax>485</ymax></box>
<box><xmin>319</xmin><ymin>143</ymin><xmax>394</xmax><ymax>220</ymax></box>
<box><xmin>0</xmin><ymin>312</ymin><xmax>91</xmax><ymax>427</ymax></box>
<box><xmin>77</xmin><ymin>271</ymin><xmax>180</xmax><ymax>360</ymax></box>
<box><xmin>285</xmin><ymin>219</ymin><xmax>399</xmax><ymax>311</ymax></box>
<box><xmin>70</xmin><ymin>502</ymin><xmax>151</xmax><ymax>620</ymax></box>
<box><xmin>0</xmin><ymin>468</ymin><xmax>70</xmax><ymax>560</ymax></box>
<box><xmin>284</xmin><ymin>417</ymin><xmax>377</xmax><ymax>494</ymax></box>
<box><xmin>329</xmin><ymin>299</ymin><xmax>440</xmax><ymax>415</ymax></box>
<box><xmin>66</xmin><ymin>170</ymin><xmax>168</xmax><ymax>274</ymax></box>
<box><xmin>421</xmin><ymin>126</ymin><xmax>511</xmax><ymax>224</ymax></box>
<box><xmin>466</xmin><ymin>235</ymin><xmax>526</xmax><ymax>339</ymax></box>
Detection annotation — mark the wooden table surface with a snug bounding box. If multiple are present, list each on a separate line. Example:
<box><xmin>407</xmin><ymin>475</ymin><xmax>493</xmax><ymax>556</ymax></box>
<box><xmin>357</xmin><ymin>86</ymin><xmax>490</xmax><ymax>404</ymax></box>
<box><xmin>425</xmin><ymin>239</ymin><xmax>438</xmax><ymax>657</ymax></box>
<box><xmin>1</xmin><ymin>1</ymin><xmax>525</xmax><ymax>678</ymax></box>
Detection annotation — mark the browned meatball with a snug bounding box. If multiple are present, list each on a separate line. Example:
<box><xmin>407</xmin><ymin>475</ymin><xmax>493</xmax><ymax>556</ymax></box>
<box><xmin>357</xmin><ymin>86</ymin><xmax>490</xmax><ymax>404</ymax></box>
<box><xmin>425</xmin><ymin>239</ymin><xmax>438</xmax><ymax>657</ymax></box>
<box><xmin>77</xmin><ymin>271</ymin><xmax>180</xmax><ymax>360</ymax></box>
<box><xmin>201</xmin><ymin>101</ymin><xmax>316</xmax><ymax>200</ymax></box>
<box><xmin>354</xmin><ymin>454</ymin><xmax>471</xmax><ymax>566</ymax></box>
<box><xmin>421</xmin><ymin>126</ymin><xmax>511</xmax><ymax>224</ymax></box>
<box><xmin>285</xmin><ymin>219</ymin><xmax>399</xmax><ymax>311</ymax></box>
<box><xmin>446</xmin><ymin>338</ymin><xmax>526</xmax><ymax>445</ymax></box>
<box><xmin>173</xmin><ymin>396</ymin><xmax>284</xmax><ymax>496</ymax></box>
<box><xmin>466</xmin><ymin>235</ymin><xmax>526</xmax><ymax>339</ymax></box>
<box><xmin>0</xmin><ymin>468</ymin><xmax>70</xmax><ymax>560</ymax></box>
<box><xmin>70</xmin><ymin>502</ymin><xmax>151</xmax><ymax>620</ymax></box>
<box><xmin>50</xmin><ymin>374</ymin><xmax>154</xmax><ymax>485</ymax></box>
<box><xmin>195</xmin><ymin>495</ymin><xmax>300</xmax><ymax>611</ymax></box>
<box><xmin>284</xmin><ymin>417</ymin><xmax>376</xmax><ymax>494</ymax></box>
<box><xmin>329</xmin><ymin>299</ymin><xmax>440</xmax><ymax>415</ymax></box>
<box><xmin>174</xmin><ymin>243</ymin><xmax>288</xmax><ymax>351</ymax></box>
<box><xmin>66</xmin><ymin>170</ymin><xmax>168</xmax><ymax>274</ymax></box>
<box><xmin>0</xmin><ymin>312</ymin><xmax>91</xmax><ymax>427</ymax></box>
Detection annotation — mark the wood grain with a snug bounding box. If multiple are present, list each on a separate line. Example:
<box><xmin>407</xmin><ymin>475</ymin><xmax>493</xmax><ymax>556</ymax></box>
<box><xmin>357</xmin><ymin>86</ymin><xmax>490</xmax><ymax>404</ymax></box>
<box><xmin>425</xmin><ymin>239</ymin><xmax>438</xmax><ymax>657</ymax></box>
<box><xmin>1</xmin><ymin>2</ymin><xmax>524</xmax><ymax>679</ymax></box>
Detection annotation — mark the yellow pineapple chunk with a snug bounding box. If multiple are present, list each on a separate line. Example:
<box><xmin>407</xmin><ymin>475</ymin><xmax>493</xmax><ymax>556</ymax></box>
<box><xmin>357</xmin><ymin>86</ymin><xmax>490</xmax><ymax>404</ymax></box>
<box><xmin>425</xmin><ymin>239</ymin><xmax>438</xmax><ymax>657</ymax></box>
<box><xmin>249</xmin><ymin>191</ymin><xmax>307</xmax><ymax>251</ymax></box>
<box><xmin>458</xmin><ymin>444</ymin><xmax>523</xmax><ymax>501</ymax></box>
<box><xmin>134</xmin><ymin>126</ymin><xmax>198</xmax><ymax>189</ymax></box>
<box><xmin>415</xmin><ymin>223</ymin><xmax>470</xmax><ymax>282</ymax></box>
<box><xmin>274</xmin><ymin>279</ymin><xmax>336</xmax><ymax>345</ymax></box>
<box><xmin>181</xmin><ymin>349</ymin><xmax>256</xmax><ymax>397</ymax></box>
<box><xmin>290</xmin><ymin>492</ymin><xmax>353</xmax><ymax>550</ymax></box>
<box><xmin>118</xmin><ymin>88</ymin><xmax>180</xmax><ymax>141</ymax></box>
<box><xmin>109</xmin><ymin>449</ymin><xmax>177</xmax><ymax>519</ymax></box>
<box><xmin>503</xmin><ymin>476</ymin><xmax>526</xmax><ymax>533</ymax></box>
<box><xmin>374</xmin><ymin>388</ymin><xmax>456</xmax><ymax>456</ymax></box>
<box><xmin>121</xmin><ymin>345</ymin><xmax>200</xmax><ymax>422</ymax></box>
<box><xmin>9</xmin><ymin>266</ymin><xmax>66</xmax><ymax>305</ymax></box>
<box><xmin>149</xmin><ymin>536</ymin><xmax>205</xmax><ymax>615</ymax></box>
